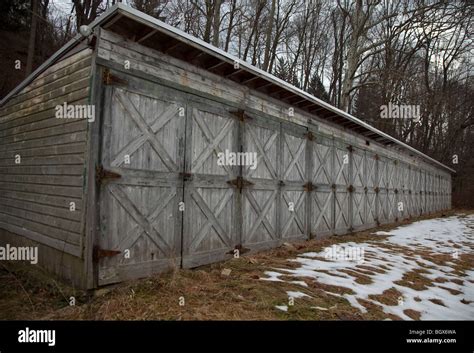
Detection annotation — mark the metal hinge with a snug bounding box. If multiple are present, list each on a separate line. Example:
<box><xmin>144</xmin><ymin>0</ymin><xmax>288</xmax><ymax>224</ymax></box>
<box><xmin>93</xmin><ymin>245</ymin><xmax>121</xmax><ymax>262</ymax></box>
<box><xmin>230</xmin><ymin>109</ymin><xmax>252</xmax><ymax>122</ymax></box>
<box><xmin>180</xmin><ymin>172</ymin><xmax>193</xmax><ymax>181</ymax></box>
<box><xmin>305</xmin><ymin>132</ymin><xmax>314</xmax><ymax>141</ymax></box>
<box><xmin>96</xmin><ymin>165</ymin><xmax>121</xmax><ymax>184</ymax></box>
<box><xmin>102</xmin><ymin>68</ymin><xmax>128</xmax><ymax>86</ymax></box>
<box><xmin>227</xmin><ymin>176</ymin><xmax>254</xmax><ymax>189</ymax></box>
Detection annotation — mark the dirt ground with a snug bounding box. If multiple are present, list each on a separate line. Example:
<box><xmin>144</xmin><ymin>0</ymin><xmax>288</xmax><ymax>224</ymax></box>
<box><xmin>1</xmin><ymin>209</ymin><xmax>473</xmax><ymax>320</ymax></box>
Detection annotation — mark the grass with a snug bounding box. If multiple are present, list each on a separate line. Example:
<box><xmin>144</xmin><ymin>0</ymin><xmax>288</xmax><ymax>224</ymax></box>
<box><xmin>0</xmin><ymin>209</ymin><xmax>473</xmax><ymax>321</ymax></box>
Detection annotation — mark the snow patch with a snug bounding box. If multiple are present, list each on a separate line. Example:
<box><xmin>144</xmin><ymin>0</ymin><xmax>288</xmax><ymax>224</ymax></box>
<box><xmin>286</xmin><ymin>291</ymin><xmax>310</xmax><ymax>299</ymax></box>
<box><xmin>261</xmin><ymin>215</ymin><xmax>474</xmax><ymax>320</ymax></box>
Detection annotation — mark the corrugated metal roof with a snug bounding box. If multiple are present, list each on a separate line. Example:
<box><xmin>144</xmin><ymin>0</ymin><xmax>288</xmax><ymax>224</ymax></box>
<box><xmin>0</xmin><ymin>3</ymin><xmax>455</xmax><ymax>173</ymax></box>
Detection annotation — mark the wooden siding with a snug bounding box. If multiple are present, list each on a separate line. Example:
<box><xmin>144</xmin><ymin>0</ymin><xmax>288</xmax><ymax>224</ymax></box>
<box><xmin>92</xmin><ymin>28</ymin><xmax>452</xmax><ymax>285</ymax></box>
<box><xmin>0</xmin><ymin>49</ymin><xmax>93</xmax><ymax>260</ymax></box>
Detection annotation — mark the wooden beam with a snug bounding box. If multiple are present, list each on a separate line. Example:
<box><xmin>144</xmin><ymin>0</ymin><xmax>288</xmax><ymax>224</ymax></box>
<box><xmin>293</xmin><ymin>98</ymin><xmax>308</xmax><ymax>105</ymax></box>
<box><xmin>103</xmin><ymin>14</ymin><xmax>123</xmax><ymax>29</ymax></box>
<box><xmin>241</xmin><ymin>76</ymin><xmax>260</xmax><ymax>84</ymax></box>
<box><xmin>163</xmin><ymin>40</ymin><xmax>182</xmax><ymax>53</ymax></box>
<box><xmin>225</xmin><ymin>68</ymin><xmax>245</xmax><ymax>78</ymax></box>
<box><xmin>255</xmin><ymin>81</ymin><xmax>274</xmax><ymax>90</ymax></box>
<box><xmin>206</xmin><ymin>60</ymin><xmax>228</xmax><ymax>71</ymax></box>
<box><xmin>137</xmin><ymin>29</ymin><xmax>157</xmax><ymax>43</ymax></box>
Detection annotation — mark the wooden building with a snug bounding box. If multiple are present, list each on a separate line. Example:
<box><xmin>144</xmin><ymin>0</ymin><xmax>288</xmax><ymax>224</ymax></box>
<box><xmin>0</xmin><ymin>4</ymin><xmax>453</xmax><ymax>288</ymax></box>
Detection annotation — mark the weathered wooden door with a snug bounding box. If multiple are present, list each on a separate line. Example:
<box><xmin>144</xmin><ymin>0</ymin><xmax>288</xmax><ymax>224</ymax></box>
<box><xmin>365</xmin><ymin>150</ymin><xmax>378</xmax><ymax>228</ymax></box>
<box><xmin>399</xmin><ymin>162</ymin><xmax>410</xmax><ymax>219</ymax></box>
<box><xmin>333</xmin><ymin>140</ymin><xmax>350</xmax><ymax>234</ymax></box>
<box><xmin>426</xmin><ymin>172</ymin><xmax>433</xmax><ymax>213</ymax></box>
<box><xmin>241</xmin><ymin>115</ymin><xmax>280</xmax><ymax>250</ymax></box>
<box><xmin>437</xmin><ymin>175</ymin><xmax>441</xmax><ymax>211</ymax></box>
<box><xmin>377</xmin><ymin>156</ymin><xmax>389</xmax><ymax>224</ymax></box>
<box><xmin>181</xmin><ymin>99</ymin><xmax>239</xmax><ymax>268</ymax></box>
<box><xmin>310</xmin><ymin>132</ymin><xmax>334</xmax><ymax>237</ymax></box>
<box><xmin>279</xmin><ymin>121</ymin><xmax>308</xmax><ymax>241</ymax></box>
<box><xmin>421</xmin><ymin>170</ymin><xmax>427</xmax><ymax>214</ymax></box>
<box><xmin>386</xmin><ymin>159</ymin><xmax>397</xmax><ymax>222</ymax></box>
<box><xmin>97</xmin><ymin>75</ymin><xmax>185</xmax><ymax>285</ymax></box>
<box><xmin>412</xmin><ymin>167</ymin><xmax>421</xmax><ymax>216</ymax></box>
<box><xmin>351</xmin><ymin>147</ymin><xmax>366</xmax><ymax>230</ymax></box>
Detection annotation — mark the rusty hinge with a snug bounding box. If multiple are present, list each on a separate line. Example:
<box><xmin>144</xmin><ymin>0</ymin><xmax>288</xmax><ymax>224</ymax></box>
<box><xmin>347</xmin><ymin>185</ymin><xmax>354</xmax><ymax>193</ymax></box>
<box><xmin>305</xmin><ymin>132</ymin><xmax>314</xmax><ymax>141</ymax></box>
<box><xmin>347</xmin><ymin>145</ymin><xmax>353</xmax><ymax>152</ymax></box>
<box><xmin>364</xmin><ymin>186</ymin><xmax>368</xmax><ymax>193</ymax></box>
<box><xmin>331</xmin><ymin>184</ymin><xmax>336</xmax><ymax>190</ymax></box>
<box><xmin>102</xmin><ymin>68</ymin><xmax>128</xmax><ymax>86</ymax></box>
<box><xmin>374</xmin><ymin>187</ymin><xmax>380</xmax><ymax>194</ymax></box>
<box><xmin>227</xmin><ymin>176</ymin><xmax>254</xmax><ymax>189</ymax></box>
<box><xmin>180</xmin><ymin>172</ymin><xmax>193</xmax><ymax>181</ymax></box>
<box><xmin>88</xmin><ymin>35</ymin><xmax>97</xmax><ymax>49</ymax></box>
<box><xmin>303</xmin><ymin>182</ymin><xmax>315</xmax><ymax>191</ymax></box>
<box><xmin>374</xmin><ymin>154</ymin><xmax>380</xmax><ymax>160</ymax></box>
<box><xmin>96</xmin><ymin>165</ymin><xmax>121</xmax><ymax>184</ymax></box>
<box><xmin>230</xmin><ymin>109</ymin><xmax>252</xmax><ymax>122</ymax></box>
<box><xmin>93</xmin><ymin>245</ymin><xmax>121</xmax><ymax>262</ymax></box>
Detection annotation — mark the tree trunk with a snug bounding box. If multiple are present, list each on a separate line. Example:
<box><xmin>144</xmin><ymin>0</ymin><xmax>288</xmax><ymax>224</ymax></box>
<box><xmin>262</xmin><ymin>0</ymin><xmax>276</xmax><ymax>71</ymax></box>
<box><xmin>212</xmin><ymin>0</ymin><xmax>221</xmax><ymax>47</ymax></box>
<box><xmin>26</xmin><ymin>0</ymin><xmax>38</xmax><ymax>76</ymax></box>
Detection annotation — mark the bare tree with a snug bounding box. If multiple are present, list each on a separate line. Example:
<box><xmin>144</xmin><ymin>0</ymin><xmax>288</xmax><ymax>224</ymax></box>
<box><xmin>72</xmin><ymin>0</ymin><xmax>104</xmax><ymax>28</ymax></box>
<box><xmin>26</xmin><ymin>0</ymin><xmax>38</xmax><ymax>76</ymax></box>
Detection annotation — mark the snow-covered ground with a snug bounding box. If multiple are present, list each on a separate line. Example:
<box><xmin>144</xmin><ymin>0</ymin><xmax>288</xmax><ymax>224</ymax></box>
<box><xmin>262</xmin><ymin>214</ymin><xmax>474</xmax><ymax>320</ymax></box>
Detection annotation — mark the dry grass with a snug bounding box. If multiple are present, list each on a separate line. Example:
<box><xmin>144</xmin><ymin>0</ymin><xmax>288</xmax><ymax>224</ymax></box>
<box><xmin>369</xmin><ymin>287</ymin><xmax>403</xmax><ymax>306</ymax></box>
<box><xmin>394</xmin><ymin>269</ymin><xmax>432</xmax><ymax>291</ymax></box>
<box><xmin>0</xmin><ymin>209</ymin><xmax>473</xmax><ymax>321</ymax></box>
<box><xmin>403</xmin><ymin>309</ymin><xmax>422</xmax><ymax>320</ymax></box>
